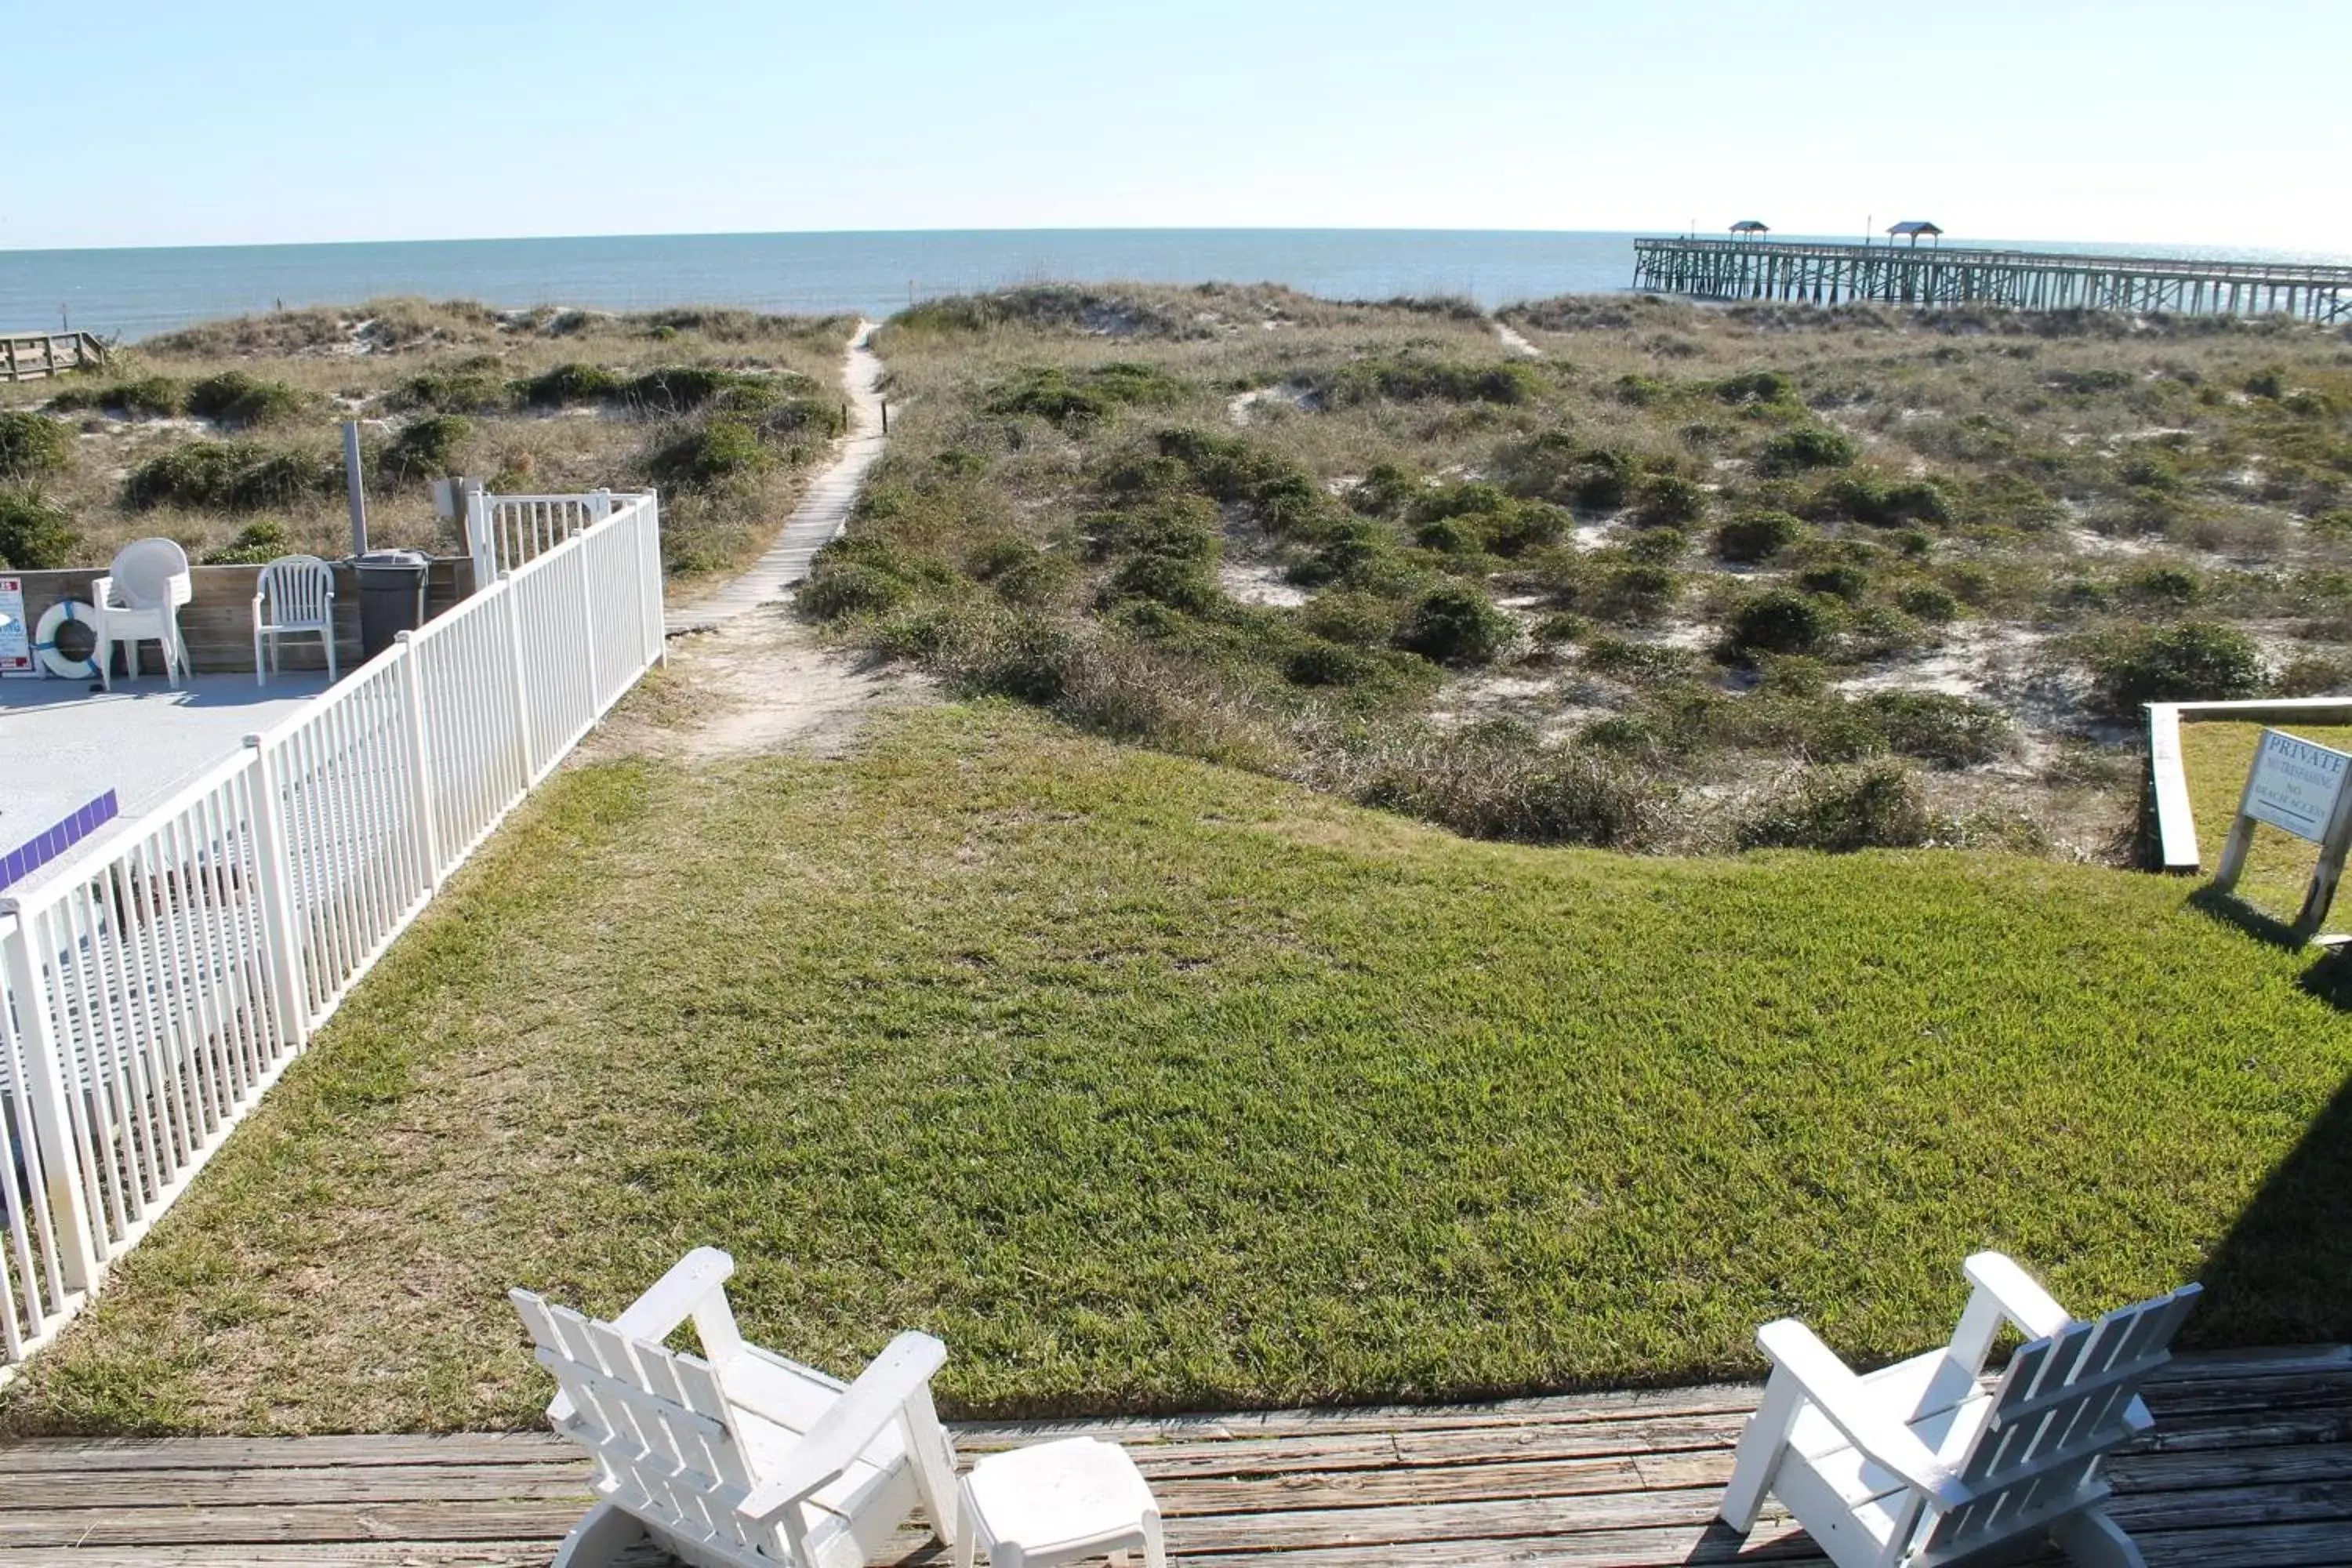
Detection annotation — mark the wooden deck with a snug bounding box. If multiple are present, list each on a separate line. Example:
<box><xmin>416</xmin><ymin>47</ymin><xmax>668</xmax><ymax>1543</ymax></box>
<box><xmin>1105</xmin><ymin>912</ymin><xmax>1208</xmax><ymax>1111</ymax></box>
<box><xmin>0</xmin><ymin>1347</ymin><xmax>2344</xmax><ymax>1566</ymax></box>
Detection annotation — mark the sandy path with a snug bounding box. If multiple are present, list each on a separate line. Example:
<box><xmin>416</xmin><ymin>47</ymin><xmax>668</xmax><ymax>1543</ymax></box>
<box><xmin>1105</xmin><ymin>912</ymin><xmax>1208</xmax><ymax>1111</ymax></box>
<box><xmin>666</xmin><ymin>320</ymin><xmax>887</xmax><ymax>633</ymax></box>
<box><xmin>583</xmin><ymin>321</ymin><xmax>930</xmax><ymax>764</ymax></box>
<box><xmin>1493</xmin><ymin>321</ymin><xmax>1541</xmax><ymax>358</ymax></box>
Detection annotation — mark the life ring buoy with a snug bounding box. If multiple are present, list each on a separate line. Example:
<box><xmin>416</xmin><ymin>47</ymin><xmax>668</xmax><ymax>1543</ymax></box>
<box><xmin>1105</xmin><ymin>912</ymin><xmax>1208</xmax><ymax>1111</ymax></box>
<box><xmin>34</xmin><ymin>600</ymin><xmax>102</xmax><ymax>680</ymax></box>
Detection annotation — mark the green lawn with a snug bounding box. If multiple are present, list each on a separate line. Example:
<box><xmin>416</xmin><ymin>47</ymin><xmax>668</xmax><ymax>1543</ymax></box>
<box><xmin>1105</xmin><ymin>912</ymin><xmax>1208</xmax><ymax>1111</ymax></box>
<box><xmin>4</xmin><ymin>705</ymin><xmax>2347</xmax><ymax>1436</ymax></box>
<box><xmin>2180</xmin><ymin>720</ymin><xmax>2352</xmax><ymax>923</ymax></box>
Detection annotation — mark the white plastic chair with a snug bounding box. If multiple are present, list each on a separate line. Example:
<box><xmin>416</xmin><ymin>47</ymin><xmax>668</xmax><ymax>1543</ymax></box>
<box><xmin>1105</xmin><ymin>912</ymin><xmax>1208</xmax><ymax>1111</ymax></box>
<box><xmin>252</xmin><ymin>555</ymin><xmax>337</xmax><ymax>687</ymax></box>
<box><xmin>1719</xmin><ymin>1252</ymin><xmax>2200</xmax><ymax>1568</ymax></box>
<box><xmin>91</xmin><ymin>537</ymin><xmax>194</xmax><ymax>690</ymax></box>
<box><xmin>512</xmin><ymin>1247</ymin><xmax>960</xmax><ymax>1568</ymax></box>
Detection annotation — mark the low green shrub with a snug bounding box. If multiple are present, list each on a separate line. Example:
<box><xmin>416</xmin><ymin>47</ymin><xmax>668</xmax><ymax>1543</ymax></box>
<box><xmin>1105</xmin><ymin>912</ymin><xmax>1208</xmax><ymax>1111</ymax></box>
<box><xmin>1354</xmin><ymin>724</ymin><xmax>1664</xmax><ymax>847</ymax></box>
<box><xmin>989</xmin><ymin>363</ymin><xmax>1187</xmax><ymax>426</ymax></box>
<box><xmin>1581</xmin><ymin>561</ymin><xmax>1683</xmax><ymax>623</ymax></box>
<box><xmin>2127</xmin><ymin>564</ymin><xmax>2202</xmax><ymax>604</ymax></box>
<box><xmin>1582</xmin><ymin>635</ymin><xmax>1697</xmax><ymax>684</ymax></box>
<box><xmin>1715</xmin><ymin>510</ymin><xmax>1803</xmax><ymax>563</ymax></box>
<box><xmin>49</xmin><ymin>376</ymin><xmax>184</xmax><ymax>418</ymax></box>
<box><xmin>186</xmin><ymin>371</ymin><xmax>307</xmax><ymax>426</ymax></box>
<box><xmin>0</xmin><ymin>412</ymin><xmax>73</xmax><ymax>479</ymax></box>
<box><xmin>1625</xmin><ymin>526</ymin><xmax>1687</xmax><ymax>564</ymax></box>
<box><xmin>1713</xmin><ymin>369</ymin><xmax>1795</xmax><ymax>404</ymax></box>
<box><xmin>1300</xmin><ymin>590</ymin><xmax>1398</xmax><ymax>648</ymax></box>
<box><xmin>1393</xmin><ymin>583</ymin><xmax>1512</xmax><ymax>665</ymax></box>
<box><xmin>124</xmin><ymin>440</ymin><xmax>334</xmax><ymax>510</ymax></box>
<box><xmin>1105</xmin><ymin>551</ymin><xmax>1221</xmax><ymax>615</ymax></box>
<box><xmin>1894</xmin><ymin>584</ymin><xmax>1961</xmax><ymax>622</ymax></box>
<box><xmin>1532</xmin><ymin>610</ymin><xmax>1591</xmax><ymax>644</ymax></box>
<box><xmin>1321</xmin><ymin>358</ymin><xmax>1544</xmax><ymax>407</ymax></box>
<box><xmin>1798</xmin><ymin>563</ymin><xmax>1871</xmax><ymax>601</ymax></box>
<box><xmin>1760</xmin><ymin>426</ymin><xmax>1859</xmax><ymax>472</ymax></box>
<box><xmin>1727</xmin><ymin>590</ymin><xmax>1834</xmax><ymax>658</ymax></box>
<box><xmin>647</xmin><ymin>416</ymin><xmax>769</xmax><ymax>488</ymax></box>
<box><xmin>2275</xmin><ymin>654</ymin><xmax>2352</xmax><ymax>697</ymax></box>
<box><xmin>390</xmin><ymin>369</ymin><xmax>511</xmax><ymax>415</ymax></box>
<box><xmin>201</xmin><ymin>519</ymin><xmax>293</xmax><ymax>565</ymax></box>
<box><xmin>0</xmin><ymin>490</ymin><xmax>77</xmax><ymax>568</ymax></box>
<box><xmin>1856</xmin><ymin>690</ymin><xmax>2013</xmax><ymax>767</ymax></box>
<box><xmin>1738</xmin><ymin>759</ymin><xmax>1934</xmax><ymax>851</ymax></box>
<box><xmin>1284</xmin><ymin>640</ymin><xmax>1377</xmax><ymax>687</ymax></box>
<box><xmin>1633</xmin><ymin>474</ymin><xmax>1707</xmax><ymax>527</ymax></box>
<box><xmin>514</xmin><ymin>363</ymin><xmax>624</xmax><ymax>407</ymax></box>
<box><xmin>380</xmin><ymin>415</ymin><xmax>473</xmax><ymax>482</ymax></box>
<box><xmin>800</xmin><ymin>561</ymin><xmax>911</xmax><ymax>619</ymax></box>
<box><xmin>990</xmin><ymin>553</ymin><xmax>1079</xmax><ymax>608</ymax></box>
<box><xmin>1811</xmin><ymin>472</ymin><xmax>1954</xmax><ymax>527</ymax></box>
<box><xmin>2086</xmin><ymin>621</ymin><xmax>2267</xmax><ymax>713</ymax></box>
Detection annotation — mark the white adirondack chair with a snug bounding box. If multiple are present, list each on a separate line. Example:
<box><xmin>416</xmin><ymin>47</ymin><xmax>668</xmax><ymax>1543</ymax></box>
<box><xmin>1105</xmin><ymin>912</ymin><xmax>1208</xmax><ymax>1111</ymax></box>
<box><xmin>1719</xmin><ymin>1252</ymin><xmax>2199</xmax><ymax>1568</ymax></box>
<box><xmin>511</xmin><ymin>1247</ymin><xmax>960</xmax><ymax>1568</ymax></box>
<box><xmin>91</xmin><ymin>536</ymin><xmax>194</xmax><ymax>690</ymax></box>
<box><xmin>251</xmin><ymin>554</ymin><xmax>337</xmax><ymax>686</ymax></box>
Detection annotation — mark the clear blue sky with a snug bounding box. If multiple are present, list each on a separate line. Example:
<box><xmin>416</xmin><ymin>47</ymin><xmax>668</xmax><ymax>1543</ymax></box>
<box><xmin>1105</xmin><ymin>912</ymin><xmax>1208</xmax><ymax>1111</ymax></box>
<box><xmin>9</xmin><ymin>0</ymin><xmax>2349</xmax><ymax>252</ymax></box>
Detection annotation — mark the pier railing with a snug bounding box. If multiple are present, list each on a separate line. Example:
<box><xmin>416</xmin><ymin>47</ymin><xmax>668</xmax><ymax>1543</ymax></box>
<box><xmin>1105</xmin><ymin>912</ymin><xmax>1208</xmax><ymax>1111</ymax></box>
<box><xmin>1632</xmin><ymin>238</ymin><xmax>2352</xmax><ymax>321</ymax></box>
<box><xmin>1</xmin><ymin>332</ymin><xmax>109</xmax><ymax>383</ymax></box>
<box><xmin>0</xmin><ymin>490</ymin><xmax>663</xmax><ymax>1376</ymax></box>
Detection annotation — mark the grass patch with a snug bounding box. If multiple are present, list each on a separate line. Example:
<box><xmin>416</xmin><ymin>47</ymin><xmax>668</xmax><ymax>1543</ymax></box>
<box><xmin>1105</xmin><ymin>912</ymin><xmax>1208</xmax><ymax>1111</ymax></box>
<box><xmin>2</xmin><ymin>706</ymin><xmax>2345</xmax><ymax>1435</ymax></box>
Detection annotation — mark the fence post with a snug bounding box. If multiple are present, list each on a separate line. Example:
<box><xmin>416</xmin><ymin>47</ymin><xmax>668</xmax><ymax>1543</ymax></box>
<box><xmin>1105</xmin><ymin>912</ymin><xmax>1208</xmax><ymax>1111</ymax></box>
<box><xmin>242</xmin><ymin>735</ymin><xmax>312</xmax><ymax>1051</ymax></box>
<box><xmin>622</xmin><ymin>500</ymin><xmax>651</xmax><ymax>676</ymax></box>
<box><xmin>647</xmin><ymin>492</ymin><xmax>667</xmax><ymax>670</ymax></box>
<box><xmin>393</xmin><ymin>635</ymin><xmax>444</xmax><ymax>893</ymax></box>
<box><xmin>0</xmin><ymin>909</ymin><xmax>99</xmax><ymax>1294</ymax></box>
<box><xmin>574</xmin><ymin>538</ymin><xmax>602</xmax><ymax>716</ymax></box>
<box><xmin>501</xmin><ymin>579</ymin><xmax>539</xmax><ymax>784</ymax></box>
<box><xmin>463</xmin><ymin>484</ymin><xmax>495</xmax><ymax>589</ymax></box>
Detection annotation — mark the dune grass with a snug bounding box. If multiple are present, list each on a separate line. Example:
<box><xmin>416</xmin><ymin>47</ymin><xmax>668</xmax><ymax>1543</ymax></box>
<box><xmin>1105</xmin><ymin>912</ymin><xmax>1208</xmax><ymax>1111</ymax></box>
<box><xmin>2180</xmin><ymin>718</ymin><xmax>2352</xmax><ymax>919</ymax></box>
<box><xmin>2</xmin><ymin>703</ymin><xmax>2346</xmax><ymax>1437</ymax></box>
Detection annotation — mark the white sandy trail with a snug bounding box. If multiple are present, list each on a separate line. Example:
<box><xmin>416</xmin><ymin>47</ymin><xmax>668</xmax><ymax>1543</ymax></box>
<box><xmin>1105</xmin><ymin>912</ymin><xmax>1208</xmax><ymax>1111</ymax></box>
<box><xmin>1494</xmin><ymin>320</ymin><xmax>1541</xmax><ymax>358</ymax></box>
<box><xmin>666</xmin><ymin>320</ymin><xmax>887</xmax><ymax>633</ymax></box>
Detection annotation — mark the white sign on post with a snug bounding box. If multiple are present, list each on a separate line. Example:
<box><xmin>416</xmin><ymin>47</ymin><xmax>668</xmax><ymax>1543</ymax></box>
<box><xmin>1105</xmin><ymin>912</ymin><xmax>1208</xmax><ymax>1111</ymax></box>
<box><xmin>0</xmin><ymin>577</ymin><xmax>31</xmax><ymax>677</ymax></box>
<box><xmin>2243</xmin><ymin>730</ymin><xmax>2350</xmax><ymax>841</ymax></box>
<box><xmin>2213</xmin><ymin>727</ymin><xmax>2352</xmax><ymax>942</ymax></box>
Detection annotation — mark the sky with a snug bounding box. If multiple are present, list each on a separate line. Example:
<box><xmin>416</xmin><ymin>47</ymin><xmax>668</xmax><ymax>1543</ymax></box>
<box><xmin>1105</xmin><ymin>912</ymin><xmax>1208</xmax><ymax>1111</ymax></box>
<box><xmin>7</xmin><ymin>0</ymin><xmax>2350</xmax><ymax>253</ymax></box>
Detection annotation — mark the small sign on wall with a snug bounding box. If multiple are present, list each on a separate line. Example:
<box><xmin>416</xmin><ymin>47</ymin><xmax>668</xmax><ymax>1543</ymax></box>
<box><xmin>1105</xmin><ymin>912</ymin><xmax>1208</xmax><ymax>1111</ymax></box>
<box><xmin>0</xmin><ymin>576</ymin><xmax>31</xmax><ymax>677</ymax></box>
<box><xmin>2214</xmin><ymin>728</ymin><xmax>2352</xmax><ymax>942</ymax></box>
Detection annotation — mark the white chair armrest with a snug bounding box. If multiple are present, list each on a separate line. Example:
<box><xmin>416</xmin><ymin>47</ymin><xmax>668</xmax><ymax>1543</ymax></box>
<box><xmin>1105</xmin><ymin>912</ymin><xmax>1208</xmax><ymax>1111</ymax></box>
<box><xmin>739</xmin><ymin>1330</ymin><xmax>948</xmax><ymax>1524</ymax></box>
<box><xmin>611</xmin><ymin>1246</ymin><xmax>735</xmax><ymax>1342</ymax></box>
<box><xmin>1962</xmin><ymin>1251</ymin><xmax>2074</xmax><ymax>1340</ymax></box>
<box><xmin>1757</xmin><ymin>1319</ymin><xmax>1971</xmax><ymax>1507</ymax></box>
<box><xmin>91</xmin><ymin>576</ymin><xmax>119</xmax><ymax>611</ymax></box>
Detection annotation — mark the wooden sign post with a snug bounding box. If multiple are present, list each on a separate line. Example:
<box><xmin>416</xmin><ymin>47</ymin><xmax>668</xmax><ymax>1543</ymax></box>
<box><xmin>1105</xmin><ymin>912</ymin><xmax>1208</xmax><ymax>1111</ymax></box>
<box><xmin>2212</xmin><ymin>728</ymin><xmax>2352</xmax><ymax>942</ymax></box>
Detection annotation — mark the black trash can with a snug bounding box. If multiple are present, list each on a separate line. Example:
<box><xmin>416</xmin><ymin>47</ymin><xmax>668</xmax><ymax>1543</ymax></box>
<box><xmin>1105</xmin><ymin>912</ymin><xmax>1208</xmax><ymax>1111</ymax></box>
<box><xmin>353</xmin><ymin>550</ymin><xmax>430</xmax><ymax>659</ymax></box>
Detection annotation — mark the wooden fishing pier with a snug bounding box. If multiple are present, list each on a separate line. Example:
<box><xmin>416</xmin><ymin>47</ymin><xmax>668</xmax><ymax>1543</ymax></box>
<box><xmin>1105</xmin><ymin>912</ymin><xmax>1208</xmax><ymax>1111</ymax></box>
<box><xmin>1632</xmin><ymin>238</ymin><xmax>2352</xmax><ymax>322</ymax></box>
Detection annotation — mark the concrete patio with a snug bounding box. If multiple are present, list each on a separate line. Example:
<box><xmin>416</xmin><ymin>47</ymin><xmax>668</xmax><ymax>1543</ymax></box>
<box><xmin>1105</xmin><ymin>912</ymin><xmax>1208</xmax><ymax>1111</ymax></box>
<box><xmin>0</xmin><ymin>670</ymin><xmax>330</xmax><ymax>888</ymax></box>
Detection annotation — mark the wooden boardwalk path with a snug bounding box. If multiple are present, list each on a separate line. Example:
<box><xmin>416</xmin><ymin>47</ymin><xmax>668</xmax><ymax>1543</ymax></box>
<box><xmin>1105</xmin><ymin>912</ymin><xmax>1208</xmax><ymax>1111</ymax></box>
<box><xmin>666</xmin><ymin>320</ymin><xmax>887</xmax><ymax>636</ymax></box>
<box><xmin>0</xmin><ymin>1346</ymin><xmax>2343</xmax><ymax>1566</ymax></box>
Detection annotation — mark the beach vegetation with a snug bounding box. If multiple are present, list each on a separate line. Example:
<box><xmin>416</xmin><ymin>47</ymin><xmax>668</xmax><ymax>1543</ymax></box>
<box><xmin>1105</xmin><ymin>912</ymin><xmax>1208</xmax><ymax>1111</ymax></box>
<box><xmin>0</xmin><ymin>412</ymin><xmax>74</xmax><ymax>479</ymax></box>
<box><xmin>0</xmin><ymin>489</ymin><xmax>78</xmax><ymax>568</ymax></box>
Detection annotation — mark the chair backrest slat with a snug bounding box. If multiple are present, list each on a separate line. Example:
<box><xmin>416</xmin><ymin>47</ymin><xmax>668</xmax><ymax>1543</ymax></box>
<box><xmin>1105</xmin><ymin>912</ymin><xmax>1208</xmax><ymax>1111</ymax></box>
<box><xmin>260</xmin><ymin>556</ymin><xmax>336</xmax><ymax>626</ymax></box>
<box><xmin>1929</xmin><ymin>1283</ymin><xmax>2199</xmax><ymax>1555</ymax></box>
<box><xmin>513</xmin><ymin>1288</ymin><xmax>764</xmax><ymax>1558</ymax></box>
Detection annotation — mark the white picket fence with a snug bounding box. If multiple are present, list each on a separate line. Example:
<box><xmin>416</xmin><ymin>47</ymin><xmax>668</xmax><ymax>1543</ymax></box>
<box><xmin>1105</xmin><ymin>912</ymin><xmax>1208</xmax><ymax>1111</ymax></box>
<box><xmin>0</xmin><ymin>490</ymin><xmax>663</xmax><ymax>1375</ymax></box>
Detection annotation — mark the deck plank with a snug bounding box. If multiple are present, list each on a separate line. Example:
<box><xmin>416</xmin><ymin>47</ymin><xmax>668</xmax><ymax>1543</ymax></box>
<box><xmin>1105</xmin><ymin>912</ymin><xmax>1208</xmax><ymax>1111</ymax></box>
<box><xmin>0</xmin><ymin>1350</ymin><xmax>2340</xmax><ymax>1565</ymax></box>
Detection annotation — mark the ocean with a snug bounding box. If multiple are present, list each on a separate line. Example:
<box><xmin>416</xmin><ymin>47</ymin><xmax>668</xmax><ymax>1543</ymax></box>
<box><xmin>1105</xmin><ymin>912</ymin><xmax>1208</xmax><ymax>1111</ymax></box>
<box><xmin>5</xmin><ymin>229</ymin><xmax>2347</xmax><ymax>343</ymax></box>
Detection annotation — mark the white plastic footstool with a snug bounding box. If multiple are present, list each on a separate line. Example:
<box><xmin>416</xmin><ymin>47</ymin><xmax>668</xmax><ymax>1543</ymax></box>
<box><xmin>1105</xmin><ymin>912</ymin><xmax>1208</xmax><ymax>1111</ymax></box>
<box><xmin>955</xmin><ymin>1436</ymin><xmax>1167</xmax><ymax>1568</ymax></box>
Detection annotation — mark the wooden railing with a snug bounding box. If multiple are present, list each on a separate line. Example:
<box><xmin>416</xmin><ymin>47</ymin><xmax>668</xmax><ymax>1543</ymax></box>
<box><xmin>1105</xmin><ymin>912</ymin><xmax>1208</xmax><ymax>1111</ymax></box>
<box><xmin>1</xmin><ymin>332</ymin><xmax>111</xmax><ymax>383</ymax></box>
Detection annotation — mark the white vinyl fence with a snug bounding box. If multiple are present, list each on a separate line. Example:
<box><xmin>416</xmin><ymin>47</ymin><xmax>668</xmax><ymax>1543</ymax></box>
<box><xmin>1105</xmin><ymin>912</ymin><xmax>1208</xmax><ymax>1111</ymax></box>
<box><xmin>0</xmin><ymin>490</ymin><xmax>662</xmax><ymax>1374</ymax></box>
